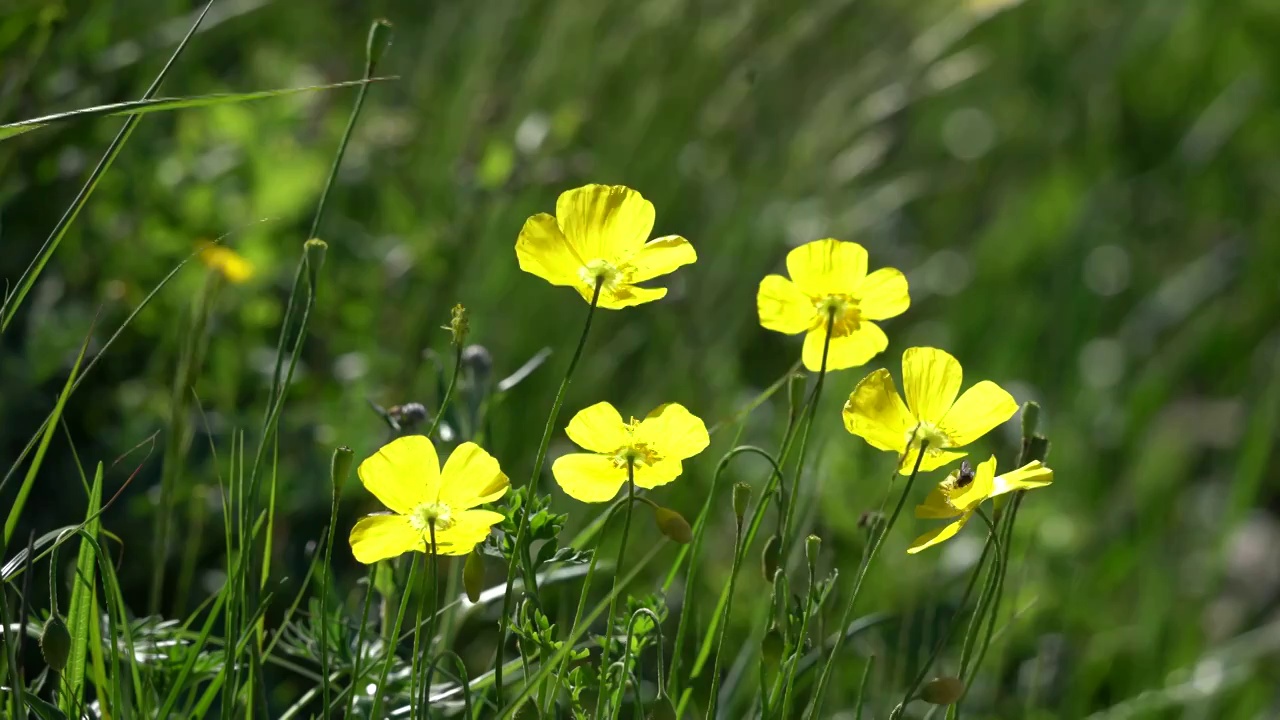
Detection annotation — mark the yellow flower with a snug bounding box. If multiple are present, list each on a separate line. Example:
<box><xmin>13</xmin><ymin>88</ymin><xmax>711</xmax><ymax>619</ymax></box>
<box><xmin>348</xmin><ymin>437</ymin><xmax>508</xmax><ymax>563</ymax></box>
<box><xmin>515</xmin><ymin>184</ymin><xmax>696</xmax><ymax>309</ymax></box>
<box><xmin>756</xmin><ymin>238</ymin><xmax>909</xmax><ymax>372</ymax></box>
<box><xmin>197</xmin><ymin>241</ymin><xmax>254</xmax><ymax>284</ymax></box>
<box><xmin>908</xmin><ymin>456</ymin><xmax>1052</xmax><ymax>553</ymax></box>
<box><xmin>842</xmin><ymin>347</ymin><xmax>1018</xmax><ymax>474</ymax></box>
<box><xmin>552</xmin><ymin>402</ymin><xmax>709</xmax><ymax>502</ymax></box>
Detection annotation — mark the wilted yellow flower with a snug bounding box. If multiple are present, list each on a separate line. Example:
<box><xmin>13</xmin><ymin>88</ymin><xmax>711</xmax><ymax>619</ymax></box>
<box><xmin>842</xmin><ymin>347</ymin><xmax>1018</xmax><ymax>474</ymax></box>
<box><xmin>757</xmin><ymin>239</ymin><xmax>909</xmax><ymax>372</ymax></box>
<box><xmin>516</xmin><ymin>184</ymin><xmax>696</xmax><ymax>309</ymax></box>
<box><xmin>197</xmin><ymin>241</ymin><xmax>254</xmax><ymax>283</ymax></box>
<box><xmin>908</xmin><ymin>456</ymin><xmax>1052</xmax><ymax>553</ymax></box>
<box><xmin>552</xmin><ymin>401</ymin><xmax>709</xmax><ymax>502</ymax></box>
<box><xmin>349</xmin><ymin>437</ymin><xmax>508</xmax><ymax>563</ymax></box>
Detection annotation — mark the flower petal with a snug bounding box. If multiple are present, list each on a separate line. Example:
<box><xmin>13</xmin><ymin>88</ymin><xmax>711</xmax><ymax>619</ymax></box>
<box><xmin>857</xmin><ymin>268</ymin><xmax>909</xmax><ymax>321</ymax></box>
<box><xmin>584</xmin><ymin>283</ymin><xmax>667</xmax><ymax>310</ymax></box>
<box><xmin>439</xmin><ymin>442</ymin><xmax>508</xmax><ymax>509</ymax></box>
<box><xmin>842</xmin><ymin>369</ymin><xmax>914</xmax><ymax>453</ymax></box>
<box><xmin>551</xmin><ymin>453</ymin><xmax>627</xmax><ymax>503</ymax></box>
<box><xmin>915</xmin><ymin>487</ymin><xmax>962</xmax><ymax>519</ymax></box>
<box><xmin>907</xmin><ymin>513</ymin><xmax>971</xmax><ymax>554</ymax></box>
<box><xmin>627</xmin><ymin>235</ymin><xmax>696</xmax><ymax>283</ymax></box>
<box><xmin>350</xmin><ymin>514</ymin><xmax>422</xmax><ymax>564</ymax></box>
<box><xmin>636</xmin><ymin>403</ymin><xmax>709</xmax><ymax>461</ymax></box>
<box><xmin>433</xmin><ymin>509</ymin><xmax>505</xmax><ymax>556</ymax></box>
<box><xmin>939</xmin><ymin>380</ymin><xmax>1018</xmax><ymax>447</ymax></box>
<box><xmin>899</xmin><ymin>445</ymin><xmax>968</xmax><ymax>476</ymax></box>
<box><xmin>633</xmin><ymin>458</ymin><xmax>684</xmax><ymax>489</ymax></box>
<box><xmin>990</xmin><ymin>460</ymin><xmax>1053</xmax><ymax>498</ymax></box>
<box><xmin>566</xmin><ymin>402</ymin><xmax>630</xmax><ymax>453</ymax></box>
<box><xmin>757</xmin><ymin>275</ymin><xmax>816</xmax><ymax>335</ymax></box>
<box><xmin>357</xmin><ymin>436</ymin><xmax>438</xmax><ymax>514</ymax></box>
<box><xmin>516</xmin><ymin>213</ymin><xmax>582</xmax><ymax>287</ymax></box>
<box><xmin>804</xmin><ymin>321</ymin><xmax>887</xmax><ymax>372</ymax></box>
<box><xmin>556</xmin><ymin>184</ymin><xmax>654</xmax><ymax>261</ymax></box>
<box><xmin>786</xmin><ymin>239</ymin><xmax>868</xmax><ymax>297</ymax></box>
<box><xmin>947</xmin><ymin>456</ymin><xmax>998</xmax><ymax>511</ymax></box>
<box><xmin>902</xmin><ymin>347</ymin><xmax>963</xmax><ymax>425</ymax></box>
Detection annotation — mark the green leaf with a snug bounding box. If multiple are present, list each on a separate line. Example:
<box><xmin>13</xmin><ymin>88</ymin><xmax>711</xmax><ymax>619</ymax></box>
<box><xmin>0</xmin><ymin>78</ymin><xmax>390</xmax><ymax>141</ymax></box>
<box><xmin>60</xmin><ymin>462</ymin><xmax>103</xmax><ymax>715</ymax></box>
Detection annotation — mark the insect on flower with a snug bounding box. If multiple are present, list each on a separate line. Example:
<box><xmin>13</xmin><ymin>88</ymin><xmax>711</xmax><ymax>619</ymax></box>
<box><xmin>348</xmin><ymin>436</ymin><xmax>508</xmax><ymax>562</ymax></box>
<box><xmin>551</xmin><ymin>401</ymin><xmax>709</xmax><ymax>502</ymax></box>
<box><xmin>908</xmin><ymin>455</ymin><xmax>1053</xmax><ymax>553</ymax></box>
<box><xmin>843</xmin><ymin>347</ymin><xmax>1019</xmax><ymax>474</ymax></box>
<box><xmin>515</xmin><ymin>184</ymin><xmax>696</xmax><ymax>309</ymax></box>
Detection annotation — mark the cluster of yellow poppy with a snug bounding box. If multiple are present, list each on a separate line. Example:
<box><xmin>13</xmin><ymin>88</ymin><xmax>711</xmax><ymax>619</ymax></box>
<box><xmin>348</xmin><ymin>183</ymin><xmax>1052</xmax><ymax>563</ymax></box>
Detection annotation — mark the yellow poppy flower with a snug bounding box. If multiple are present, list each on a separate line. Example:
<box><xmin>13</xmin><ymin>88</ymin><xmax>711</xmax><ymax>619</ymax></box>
<box><xmin>842</xmin><ymin>347</ymin><xmax>1018</xmax><ymax>474</ymax></box>
<box><xmin>756</xmin><ymin>238</ymin><xmax>909</xmax><ymax>372</ymax></box>
<box><xmin>515</xmin><ymin>184</ymin><xmax>696</xmax><ymax>310</ymax></box>
<box><xmin>908</xmin><ymin>456</ymin><xmax>1052</xmax><ymax>553</ymax></box>
<box><xmin>348</xmin><ymin>437</ymin><xmax>509</xmax><ymax>563</ymax></box>
<box><xmin>197</xmin><ymin>241</ymin><xmax>254</xmax><ymax>284</ymax></box>
<box><xmin>551</xmin><ymin>402</ymin><xmax>709</xmax><ymax>502</ymax></box>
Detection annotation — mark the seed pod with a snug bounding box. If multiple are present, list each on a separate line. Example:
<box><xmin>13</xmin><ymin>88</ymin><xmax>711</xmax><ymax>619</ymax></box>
<box><xmin>330</xmin><ymin>446</ymin><xmax>354</xmax><ymax>503</ymax></box>
<box><xmin>805</xmin><ymin>534</ymin><xmax>821</xmax><ymax>577</ymax></box>
<box><xmin>463</xmin><ymin>549</ymin><xmax>485</xmax><ymax>603</ymax></box>
<box><xmin>1020</xmin><ymin>401</ymin><xmax>1041</xmax><ymax>439</ymax></box>
<box><xmin>786</xmin><ymin>371</ymin><xmax>807</xmax><ymax>423</ymax></box>
<box><xmin>366</xmin><ymin>18</ymin><xmax>394</xmax><ymax>71</ymax></box>
<box><xmin>446</xmin><ymin>304</ymin><xmax>470</xmax><ymax>347</ymax></box>
<box><xmin>649</xmin><ymin>695</ymin><xmax>678</xmax><ymax>720</ymax></box>
<box><xmin>732</xmin><ymin>483</ymin><xmax>752</xmax><ymax>527</ymax></box>
<box><xmin>40</xmin><ymin>614</ymin><xmax>71</xmax><ymax>673</ymax></box>
<box><xmin>761</xmin><ymin>534</ymin><xmax>780</xmax><ymax>582</ymax></box>
<box><xmin>652</xmin><ymin>506</ymin><xmax>693</xmax><ymax>544</ymax></box>
<box><xmin>920</xmin><ymin>676</ymin><xmax>965</xmax><ymax>705</ymax></box>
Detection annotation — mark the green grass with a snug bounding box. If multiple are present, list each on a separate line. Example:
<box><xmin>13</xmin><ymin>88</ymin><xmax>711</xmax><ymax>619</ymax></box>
<box><xmin>3</xmin><ymin>0</ymin><xmax>1280</xmax><ymax>717</ymax></box>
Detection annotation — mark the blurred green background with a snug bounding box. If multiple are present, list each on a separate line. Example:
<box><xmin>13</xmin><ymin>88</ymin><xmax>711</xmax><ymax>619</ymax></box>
<box><xmin>3</xmin><ymin>0</ymin><xmax>1279</xmax><ymax>716</ymax></box>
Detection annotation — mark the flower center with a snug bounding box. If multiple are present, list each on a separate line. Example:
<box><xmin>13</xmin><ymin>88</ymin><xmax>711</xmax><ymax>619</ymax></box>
<box><xmin>409</xmin><ymin>501</ymin><xmax>456</xmax><ymax>532</ymax></box>
<box><xmin>579</xmin><ymin>259</ymin><xmax>625</xmax><ymax>292</ymax></box>
<box><xmin>611</xmin><ymin>418</ymin><xmax>662</xmax><ymax>469</ymax></box>
<box><xmin>815</xmin><ymin>294</ymin><xmax>862</xmax><ymax>335</ymax></box>
<box><xmin>905</xmin><ymin>421</ymin><xmax>951</xmax><ymax>454</ymax></box>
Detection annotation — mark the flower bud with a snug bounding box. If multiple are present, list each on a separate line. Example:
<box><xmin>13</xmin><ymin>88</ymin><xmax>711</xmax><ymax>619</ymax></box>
<box><xmin>303</xmin><ymin>238</ymin><xmax>328</xmax><ymax>290</ymax></box>
<box><xmin>761</xmin><ymin>625</ymin><xmax>785</xmax><ymax>665</ymax></box>
<box><xmin>652</xmin><ymin>505</ymin><xmax>693</xmax><ymax>544</ymax></box>
<box><xmin>1027</xmin><ymin>434</ymin><xmax>1051</xmax><ymax>463</ymax></box>
<box><xmin>786</xmin><ymin>371</ymin><xmax>807</xmax><ymax>423</ymax></box>
<box><xmin>732</xmin><ymin>482</ymin><xmax>752</xmax><ymax>527</ymax></box>
<box><xmin>366</xmin><ymin>18</ymin><xmax>394</xmax><ymax>72</ymax></box>
<box><xmin>463</xmin><ymin>550</ymin><xmax>485</xmax><ymax>603</ymax></box>
<box><xmin>761</xmin><ymin>534</ymin><xmax>780</xmax><ymax>582</ymax></box>
<box><xmin>920</xmin><ymin>676</ymin><xmax>965</xmax><ymax>705</ymax></box>
<box><xmin>330</xmin><ymin>446</ymin><xmax>354</xmax><ymax>503</ymax></box>
<box><xmin>40</xmin><ymin>614</ymin><xmax>71</xmax><ymax>673</ymax></box>
<box><xmin>650</xmin><ymin>695</ymin><xmax>678</xmax><ymax>720</ymax></box>
<box><xmin>805</xmin><ymin>534</ymin><xmax>821</xmax><ymax>576</ymax></box>
<box><xmin>1020</xmin><ymin>401</ymin><xmax>1041</xmax><ymax>439</ymax></box>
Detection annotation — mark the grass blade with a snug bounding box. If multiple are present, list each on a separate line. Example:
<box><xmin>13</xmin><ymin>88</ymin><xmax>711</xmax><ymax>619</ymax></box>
<box><xmin>58</xmin><ymin>462</ymin><xmax>103</xmax><ymax>716</ymax></box>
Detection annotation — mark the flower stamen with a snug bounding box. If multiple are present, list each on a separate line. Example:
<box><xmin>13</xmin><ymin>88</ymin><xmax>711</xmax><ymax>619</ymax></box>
<box><xmin>410</xmin><ymin>501</ymin><xmax>456</xmax><ymax>532</ymax></box>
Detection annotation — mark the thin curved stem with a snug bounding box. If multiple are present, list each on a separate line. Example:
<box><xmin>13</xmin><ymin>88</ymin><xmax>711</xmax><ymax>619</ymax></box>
<box><xmin>611</xmin><ymin>608</ymin><xmax>665</xmax><ymax>720</ymax></box>
<box><xmin>595</xmin><ymin>468</ymin><xmax>637</xmax><ymax>719</ymax></box>
<box><xmin>706</xmin><ymin>509</ymin><xmax>748</xmax><ymax>719</ymax></box>
<box><xmin>425</xmin><ymin>342</ymin><xmax>463</xmax><ymax>440</ymax></box>
<box><xmin>780</xmin><ymin>307</ymin><xmax>835</xmax><ymax>552</ymax></box>
<box><xmin>370</xmin><ymin>559</ymin><xmax>420</xmax><ymax>719</ymax></box>
<box><xmin>494</xmin><ymin>279</ymin><xmax>603</xmax><ymax>700</ymax></box>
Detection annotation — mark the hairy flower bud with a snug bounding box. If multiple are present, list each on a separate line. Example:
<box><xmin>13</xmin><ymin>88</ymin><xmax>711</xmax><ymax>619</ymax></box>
<box><xmin>921</xmin><ymin>677</ymin><xmax>965</xmax><ymax>705</ymax></box>
<box><xmin>40</xmin><ymin>614</ymin><xmax>71</xmax><ymax>673</ymax></box>
<box><xmin>652</xmin><ymin>505</ymin><xmax>693</xmax><ymax>544</ymax></box>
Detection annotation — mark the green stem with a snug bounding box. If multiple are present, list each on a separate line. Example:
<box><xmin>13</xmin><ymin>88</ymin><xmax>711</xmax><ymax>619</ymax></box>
<box><xmin>426</xmin><ymin>342</ymin><xmax>464</xmax><ymax>440</ymax></box>
<box><xmin>779</xmin><ymin>308</ymin><xmax>835</xmax><ymax>553</ymax></box>
<box><xmin>494</xmin><ymin>278</ymin><xmax>603</xmax><ymax>700</ymax></box>
<box><xmin>706</xmin><ymin>498</ymin><xmax>751</xmax><ymax>719</ymax></box>
<box><xmin>343</xmin><ymin>565</ymin><xmax>377</xmax><ymax>719</ymax></box>
<box><xmin>778</xmin><ymin>542</ymin><xmax>823</xmax><ymax>717</ymax></box>
<box><xmin>319</xmin><ymin>447</ymin><xmax>352</xmax><ymax>719</ymax></box>
<box><xmin>594</xmin><ymin>469</ymin><xmax>636</xmax><ymax>719</ymax></box>
<box><xmin>370</xmin><ymin>559</ymin><xmax>420</xmax><ymax>719</ymax></box>
<box><xmin>806</xmin><ymin>439</ymin><xmax>930</xmax><ymax>719</ymax></box>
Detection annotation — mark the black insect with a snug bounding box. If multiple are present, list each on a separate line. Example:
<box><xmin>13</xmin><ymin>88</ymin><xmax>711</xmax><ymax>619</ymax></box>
<box><xmin>955</xmin><ymin>460</ymin><xmax>976</xmax><ymax>488</ymax></box>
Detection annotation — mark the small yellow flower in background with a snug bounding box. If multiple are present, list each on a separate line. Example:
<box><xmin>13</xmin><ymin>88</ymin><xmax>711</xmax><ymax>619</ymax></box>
<box><xmin>516</xmin><ymin>184</ymin><xmax>696</xmax><ymax>309</ymax></box>
<box><xmin>908</xmin><ymin>456</ymin><xmax>1052</xmax><ymax>553</ymax></box>
<box><xmin>552</xmin><ymin>401</ymin><xmax>709</xmax><ymax>502</ymax></box>
<box><xmin>757</xmin><ymin>238</ymin><xmax>909</xmax><ymax>372</ymax></box>
<box><xmin>349</xmin><ymin>436</ymin><xmax>508</xmax><ymax>563</ymax></box>
<box><xmin>197</xmin><ymin>241</ymin><xmax>254</xmax><ymax>284</ymax></box>
<box><xmin>843</xmin><ymin>347</ymin><xmax>1018</xmax><ymax>474</ymax></box>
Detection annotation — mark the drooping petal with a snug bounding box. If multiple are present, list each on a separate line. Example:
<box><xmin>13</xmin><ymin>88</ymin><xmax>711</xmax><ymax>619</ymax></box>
<box><xmin>990</xmin><ymin>460</ymin><xmax>1053</xmax><ymax>498</ymax></box>
<box><xmin>556</xmin><ymin>184</ymin><xmax>655</xmax><ymax>262</ymax></box>
<box><xmin>636</xmin><ymin>403</ymin><xmax>709</xmax><ymax>461</ymax></box>
<box><xmin>907</xmin><ymin>513</ymin><xmax>972</xmax><ymax>554</ymax></box>
<box><xmin>902</xmin><ymin>347</ymin><xmax>963</xmax><ymax>425</ymax></box>
<box><xmin>632</xmin><ymin>458</ymin><xmax>684</xmax><ymax>489</ymax></box>
<box><xmin>856</xmin><ymin>268</ymin><xmax>910</xmax><ymax>321</ymax></box>
<box><xmin>842</xmin><ymin>369</ymin><xmax>915</xmax><ymax>453</ymax></box>
<box><xmin>803</xmin><ymin>321</ymin><xmax>887</xmax><ymax>372</ymax></box>
<box><xmin>551</xmin><ymin>453</ymin><xmax>627</xmax><ymax>503</ymax></box>
<box><xmin>516</xmin><ymin>213</ymin><xmax>583</xmax><ymax>287</ymax></box>
<box><xmin>565</xmin><ymin>402</ymin><xmax>630</xmax><ymax>453</ymax></box>
<box><xmin>938</xmin><ymin>380</ymin><xmax>1018</xmax><ymax>447</ymax></box>
<box><xmin>947</xmin><ymin>456</ymin><xmax>998</xmax><ymax>512</ymax></box>
<box><xmin>350</xmin><ymin>514</ymin><xmax>422</xmax><ymax>564</ymax></box>
<box><xmin>357</xmin><ymin>436</ymin><xmax>438</xmax><ymax>514</ymax></box>
<box><xmin>898</xmin><ymin>444</ymin><xmax>967</xmax><ymax>476</ymax></box>
<box><xmin>757</xmin><ymin>275</ymin><xmax>817</xmax><ymax>335</ymax></box>
<box><xmin>916</xmin><ymin>487</ymin><xmax>962</xmax><ymax>519</ymax></box>
<box><xmin>786</xmin><ymin>239</ymin><xmax>868</xmax><ymax>297</ymax></box>
<box><xmin>439</xmin><ymin>442</ymin><xmax>509</xmax><ymax>509</ymax></box>
<box><xmin>433</xmin><ymin>509</ymin><xmax>505</xmax><ymax>556</ymax></box>
<box><xmin>627</xmin><ymin>235</ymin><xmax>696</xmax><ymax>282</ymax></box>
<box><xmin>583</xmin><ymin>283</ymin><xmax>667</xmax><ymax>310</ymax></box>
